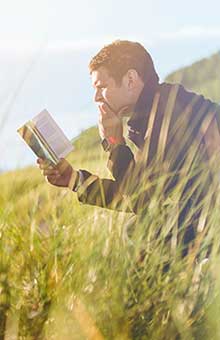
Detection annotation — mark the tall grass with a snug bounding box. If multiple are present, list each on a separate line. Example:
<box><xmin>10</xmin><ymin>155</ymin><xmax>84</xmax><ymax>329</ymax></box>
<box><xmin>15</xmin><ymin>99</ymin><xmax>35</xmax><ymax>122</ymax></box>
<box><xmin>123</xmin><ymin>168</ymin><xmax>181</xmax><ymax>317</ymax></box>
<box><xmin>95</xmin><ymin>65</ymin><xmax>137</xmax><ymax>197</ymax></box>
<box><xmin>1</xmin><ymin>71</ymin><xmax>220</xmax><ymax>340</ymax></box>
<box><xmin>1</xmin><ymin>121</ymin><xmax>220</xmax><ymax>339</ymax></box>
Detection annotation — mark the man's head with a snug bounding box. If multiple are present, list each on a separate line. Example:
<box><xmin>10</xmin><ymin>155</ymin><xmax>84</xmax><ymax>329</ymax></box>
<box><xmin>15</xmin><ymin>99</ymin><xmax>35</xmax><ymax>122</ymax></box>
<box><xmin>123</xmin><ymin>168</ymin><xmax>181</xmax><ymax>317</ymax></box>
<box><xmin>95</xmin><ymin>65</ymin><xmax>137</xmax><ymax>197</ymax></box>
<box><xmin>89</xmin><ymin>40</ymin><xmax>159</xmax><ymax>115</ymax></box>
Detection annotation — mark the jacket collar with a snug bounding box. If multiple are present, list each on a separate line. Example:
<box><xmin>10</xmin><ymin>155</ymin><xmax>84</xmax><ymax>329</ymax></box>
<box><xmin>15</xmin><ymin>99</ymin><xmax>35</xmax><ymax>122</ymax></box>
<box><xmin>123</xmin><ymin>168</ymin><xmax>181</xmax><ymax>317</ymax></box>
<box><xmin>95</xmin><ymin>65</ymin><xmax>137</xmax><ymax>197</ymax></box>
<box><xmin>127</xmin><ymin>82</ymin><xmax>159</xmax><ymax>148</ymax></box>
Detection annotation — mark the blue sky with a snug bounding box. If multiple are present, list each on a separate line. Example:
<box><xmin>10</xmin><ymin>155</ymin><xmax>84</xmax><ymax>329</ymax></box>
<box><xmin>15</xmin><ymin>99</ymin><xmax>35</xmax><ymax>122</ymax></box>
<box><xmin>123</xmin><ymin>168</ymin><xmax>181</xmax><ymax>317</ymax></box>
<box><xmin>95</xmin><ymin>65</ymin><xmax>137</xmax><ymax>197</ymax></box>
<box><xmin>1</xmin><ymin>0</ymin><xmax>220</xmax><ymax>49</ymax></box>
<box><xmin>1</xmin><ymin>0</ymin><xmax>220</xmax><ymax>77</ymax></box>
<box><xmin>49</xmin><ymin>0</ymin><xmax>220</xmax><ymax>43</ymax></box>
<box><xmin>1</xmin><ymin>0</ymin><xmax>220</xmax><ymax>170</ymax></box>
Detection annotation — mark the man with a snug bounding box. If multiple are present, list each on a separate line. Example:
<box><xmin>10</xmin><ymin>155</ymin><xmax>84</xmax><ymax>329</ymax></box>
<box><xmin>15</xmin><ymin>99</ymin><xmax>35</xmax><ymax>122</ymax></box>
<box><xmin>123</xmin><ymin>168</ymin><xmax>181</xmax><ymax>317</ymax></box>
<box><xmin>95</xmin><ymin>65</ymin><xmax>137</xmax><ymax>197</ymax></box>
<box><xmin>38</xmin><ymin>40</ymin><xmax>220</xmax><ymax>254</ymax></box>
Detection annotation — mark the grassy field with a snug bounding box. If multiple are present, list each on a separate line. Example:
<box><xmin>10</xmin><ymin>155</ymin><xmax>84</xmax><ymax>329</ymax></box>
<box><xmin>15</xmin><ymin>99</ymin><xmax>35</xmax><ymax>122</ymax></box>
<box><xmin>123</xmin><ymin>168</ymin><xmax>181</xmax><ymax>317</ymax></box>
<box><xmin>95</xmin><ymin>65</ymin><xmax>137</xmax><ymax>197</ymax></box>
<box><xmin>1</xmin><ymin>126</ymin><xmax>220</xmax><ymax>340</ymax></box>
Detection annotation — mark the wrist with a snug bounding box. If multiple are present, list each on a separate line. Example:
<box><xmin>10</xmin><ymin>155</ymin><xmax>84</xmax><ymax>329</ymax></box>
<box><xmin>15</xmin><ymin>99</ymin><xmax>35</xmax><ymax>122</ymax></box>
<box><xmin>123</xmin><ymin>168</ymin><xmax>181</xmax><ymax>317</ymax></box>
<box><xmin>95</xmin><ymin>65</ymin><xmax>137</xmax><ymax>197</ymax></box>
<box><xmin>101</xmin><ymin>137</ymin><xmax>126</xmax><ymax>152</ymax></box>
<box><xmin>108</xmin><ymin>136</ymin><xmax>125</xmax><ymax>145</ymax></box>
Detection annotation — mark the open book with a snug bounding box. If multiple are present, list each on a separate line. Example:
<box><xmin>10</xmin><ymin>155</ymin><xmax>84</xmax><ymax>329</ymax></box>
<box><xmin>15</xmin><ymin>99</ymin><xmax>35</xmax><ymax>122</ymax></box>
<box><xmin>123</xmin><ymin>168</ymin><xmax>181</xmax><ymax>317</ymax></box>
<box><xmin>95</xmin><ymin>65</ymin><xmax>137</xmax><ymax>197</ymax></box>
<box><xmin>17</xmin><ymin>109</ymin><xmax>74</xmax><ymax>165</ymax></box>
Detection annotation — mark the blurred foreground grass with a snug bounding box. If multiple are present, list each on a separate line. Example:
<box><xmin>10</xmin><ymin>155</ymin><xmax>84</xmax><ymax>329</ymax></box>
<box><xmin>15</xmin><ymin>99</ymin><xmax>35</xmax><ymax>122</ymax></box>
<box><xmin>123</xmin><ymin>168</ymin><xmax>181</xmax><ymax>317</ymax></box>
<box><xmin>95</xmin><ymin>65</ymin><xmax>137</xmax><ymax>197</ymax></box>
<box><xmin>1</xmin><ymin>127</ymin><xmax>220</xmax><ymax>339</ymax></box>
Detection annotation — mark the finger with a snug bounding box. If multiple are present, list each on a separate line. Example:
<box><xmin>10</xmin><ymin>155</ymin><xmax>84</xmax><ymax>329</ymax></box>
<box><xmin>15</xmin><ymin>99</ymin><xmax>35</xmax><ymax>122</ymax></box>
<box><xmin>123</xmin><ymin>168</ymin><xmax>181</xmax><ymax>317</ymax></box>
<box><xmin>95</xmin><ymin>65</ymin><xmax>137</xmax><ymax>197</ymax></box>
<box><xmin>37</xmin><ymin>158</ymin><xmax>48</xmax><ymax>169</ymax></box>
<box><xmin>98</xmin><ymin>122</ymin><xmax>110</xmax><ymax>137</ymax></box>
<box><xmin>39</xmin><ymin>163</ymin><xmax>54</xmax><ymax>170</ymax></box>
<box><xmin>99</xmin><ymin>103</ymin><xmax>108</xmax><ymax>114</ymax></box>
<box><xmin>98</xmin><ymin>124</ymin><xmax>105</xmax><ymax>139</ymax></box>
<box><xmin>38</xmin><ymin>157</ymin><xmax>56</xmax><ymax>169</ymax></box>
<box><xmin>43</xmin><ymin>169</ymin><xmax>60</xmax><ymax>176</ymax></box>
<box><xmin>99</xmin><ymin>129</ymin><xmax>105</xmax><ymax>140</ymax></box>
<box><xmin>37</xmin><ymin>158</ymin><xmax>52</xmax><ymax>166</ymax></box>
<box><xmin>99</xmin><ymin>113</ymin><xmax>113</xmax><ymax>123</ymax></box>
<box><xmin>118</xmin><ymin>106</ymin><xmax>129</xmax><ymax>118</ymax></box>
<box><xmin>99</xmin><ymin>117</ymin><xmax>120</xmax><ymax>129</ymax></box>
<box><xmin>45</xmin><ymin>175</ymin><xmax>58</xmax><ymax>185</ymax></box>
<box><xmin>99</xmin><ymin>111</ymin><xmax>118</xmax><ymax>123</ymax></box>
<box><xmin>98</xmin><ymin>126</ymin><xmax>112</xmax><ymax>138</ymax></box>
<box><xmin>56</xmin><ymin>158</ymin><xmax>70</xmax><ymax>174</ymax></box>
<box><xmin>37</xmin><ymin>158</ymin><xmax>43</xmax><ymax>164</ymax></box>
<box><xmin>47</xmin><ymin>175</ymin><xmax>63</xmax><ymax>186</ymax></box>
<box><xmin>47</xmin><ymin>174</ymin><xmax>60</xmax><ymax>182</ymax></box>
<box><xmin>99</xmin><ymin>103</ymin><xmax>115</xmax><ymax>116</ymax></box>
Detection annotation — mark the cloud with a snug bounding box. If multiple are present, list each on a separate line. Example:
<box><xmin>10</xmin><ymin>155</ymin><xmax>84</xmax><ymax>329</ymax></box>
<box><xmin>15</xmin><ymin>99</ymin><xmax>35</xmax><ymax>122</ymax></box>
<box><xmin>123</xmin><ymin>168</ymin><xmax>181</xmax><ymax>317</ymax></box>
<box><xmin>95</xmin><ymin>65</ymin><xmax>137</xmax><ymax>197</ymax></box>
<box><xmin>159</xmin><ymin>26</ymin><xmax>220</xmax><ymax>41</ymax></box>
<box><xmin>48</xmin><ymin>39</ymin><xmax>105</xmax><ymax>52</ymax></box>
<box><xmin>0</xmin><ymin>27</ymin><xmax>219</xmax><ymax>55</ymax></box>
<box><xmin>47</xmin><ymin>36</ymin><xmax>153</xmax><ymax>52</ymax></box>
<box><xmin>0</xmin><ymin>35</ymin><xmax>153</xmax><ymax>54</ymax></box>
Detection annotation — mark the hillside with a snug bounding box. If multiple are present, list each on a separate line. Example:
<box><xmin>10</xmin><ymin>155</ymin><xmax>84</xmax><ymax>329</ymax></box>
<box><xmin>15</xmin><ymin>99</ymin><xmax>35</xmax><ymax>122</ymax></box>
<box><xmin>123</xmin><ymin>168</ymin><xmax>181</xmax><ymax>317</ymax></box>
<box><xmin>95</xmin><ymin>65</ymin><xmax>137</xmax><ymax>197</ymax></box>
<box><xmin>165</xmin><ymin>51</ymin><xmax>220</xmax><ymax>103</ymax></box>
<box><xmin>1</xmin><ymin>52</ymin><xmax>220</xmax><ymax>339</ymax></box>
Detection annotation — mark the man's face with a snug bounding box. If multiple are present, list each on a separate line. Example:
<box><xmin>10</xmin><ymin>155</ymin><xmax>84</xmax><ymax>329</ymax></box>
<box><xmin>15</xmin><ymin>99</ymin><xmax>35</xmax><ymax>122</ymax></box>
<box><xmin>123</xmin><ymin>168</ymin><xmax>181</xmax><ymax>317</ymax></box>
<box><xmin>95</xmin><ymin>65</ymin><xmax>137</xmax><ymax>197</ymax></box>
<box><xmin>91</xmin><ymin>66</ymin><xmax>132</xmax><ymax>115</ymax></box>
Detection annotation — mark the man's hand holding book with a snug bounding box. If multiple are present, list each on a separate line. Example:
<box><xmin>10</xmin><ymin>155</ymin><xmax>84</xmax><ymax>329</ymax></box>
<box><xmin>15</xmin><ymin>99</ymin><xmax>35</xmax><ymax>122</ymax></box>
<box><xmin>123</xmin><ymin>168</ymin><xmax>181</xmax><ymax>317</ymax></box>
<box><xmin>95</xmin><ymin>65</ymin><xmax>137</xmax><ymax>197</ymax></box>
<box><xmin>37</xmin><ymin>158</ymin><xmax>79</xmax><ymax>191</ymax></box>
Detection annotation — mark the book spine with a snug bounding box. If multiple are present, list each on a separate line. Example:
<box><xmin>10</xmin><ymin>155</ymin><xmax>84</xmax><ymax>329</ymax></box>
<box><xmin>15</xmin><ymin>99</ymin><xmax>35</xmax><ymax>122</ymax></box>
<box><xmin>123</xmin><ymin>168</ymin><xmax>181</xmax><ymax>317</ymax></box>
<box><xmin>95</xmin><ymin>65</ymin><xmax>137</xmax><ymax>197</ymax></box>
<box><xmin>28</xmin><ymin>122</ymin><xmax>59</xmax><ymax>164</ymax></box>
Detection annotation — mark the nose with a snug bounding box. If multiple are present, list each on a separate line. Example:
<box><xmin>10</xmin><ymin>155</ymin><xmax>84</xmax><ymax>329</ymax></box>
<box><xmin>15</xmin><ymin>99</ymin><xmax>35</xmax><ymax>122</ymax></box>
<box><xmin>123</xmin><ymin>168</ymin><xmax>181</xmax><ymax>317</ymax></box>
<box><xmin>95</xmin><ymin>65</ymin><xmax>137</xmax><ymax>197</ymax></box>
<box><xmin>94</xmin><ymin>88</ymin><xmax>103</xmax><ymax>103</ymax></box>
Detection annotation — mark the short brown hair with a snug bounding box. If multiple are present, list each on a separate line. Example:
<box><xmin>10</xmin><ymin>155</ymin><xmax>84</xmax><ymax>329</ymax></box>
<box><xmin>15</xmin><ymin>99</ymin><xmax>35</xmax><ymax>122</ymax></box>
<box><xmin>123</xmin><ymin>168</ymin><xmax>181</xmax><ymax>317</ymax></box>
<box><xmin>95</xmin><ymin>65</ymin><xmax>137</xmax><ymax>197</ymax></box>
<box><xmin>89</xmin><ymin>40</ymin><xmax>159</xmax><ymax>86</ymax></box>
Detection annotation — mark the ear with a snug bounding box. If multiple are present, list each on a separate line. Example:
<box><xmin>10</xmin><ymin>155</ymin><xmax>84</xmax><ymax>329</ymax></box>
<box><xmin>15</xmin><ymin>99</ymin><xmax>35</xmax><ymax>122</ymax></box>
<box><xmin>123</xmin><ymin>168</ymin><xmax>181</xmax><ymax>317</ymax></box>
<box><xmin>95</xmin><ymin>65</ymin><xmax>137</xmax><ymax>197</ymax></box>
<box><xmin>125</xmin><ymin>69</ymin><xmax>139</xmax><ymax>90</ymax></box>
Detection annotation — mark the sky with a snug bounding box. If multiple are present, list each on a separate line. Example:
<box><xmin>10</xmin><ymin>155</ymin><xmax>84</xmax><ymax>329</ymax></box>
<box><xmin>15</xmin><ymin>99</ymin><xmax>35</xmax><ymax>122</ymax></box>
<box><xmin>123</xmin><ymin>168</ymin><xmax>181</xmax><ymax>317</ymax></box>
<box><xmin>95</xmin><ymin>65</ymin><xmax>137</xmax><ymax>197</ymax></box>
<box><xmin>0</xmin><ymin>0</ymin><xmax>220</xmax><ymax>170</ymax></box>
<box><xmin>1</xmin><ymin>0</ymin><xmax>220</xmax><ymax>54</ymax></box>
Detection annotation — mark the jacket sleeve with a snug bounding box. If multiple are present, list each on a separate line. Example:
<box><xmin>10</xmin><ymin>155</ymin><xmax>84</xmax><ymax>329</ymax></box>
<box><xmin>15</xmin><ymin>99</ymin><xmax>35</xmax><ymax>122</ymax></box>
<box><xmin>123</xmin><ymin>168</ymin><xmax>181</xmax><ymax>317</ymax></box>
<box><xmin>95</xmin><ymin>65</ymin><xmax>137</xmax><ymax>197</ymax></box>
<box><xmin>75</xmin><ymin>144</ymin><xmax>136</xmax><ymax>212</ymax></box>
<box><xmin>203</xmin><ymin>105</ymin><xmax>220</xmax><ymax>163</ymax></box>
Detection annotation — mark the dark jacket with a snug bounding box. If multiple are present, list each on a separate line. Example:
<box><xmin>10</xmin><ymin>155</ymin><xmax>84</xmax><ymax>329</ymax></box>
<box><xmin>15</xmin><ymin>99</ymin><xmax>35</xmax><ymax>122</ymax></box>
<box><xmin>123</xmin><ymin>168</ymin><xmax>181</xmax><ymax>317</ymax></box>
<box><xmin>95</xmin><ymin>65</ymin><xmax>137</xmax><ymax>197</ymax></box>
<box><xmin>76</xmin><ymin>83</ymin><xmax>220</xmax><ymax>221</ymax></box>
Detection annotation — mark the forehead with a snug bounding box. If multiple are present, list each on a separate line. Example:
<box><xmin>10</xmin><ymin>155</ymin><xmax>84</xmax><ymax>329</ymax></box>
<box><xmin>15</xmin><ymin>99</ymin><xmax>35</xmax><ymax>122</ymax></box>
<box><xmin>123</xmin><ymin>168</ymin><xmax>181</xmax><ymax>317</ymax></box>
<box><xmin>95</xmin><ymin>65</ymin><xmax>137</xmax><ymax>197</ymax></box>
<box><xmin>91</xmin><ymin>66</ymin><xmax>112</xmax><ymax>86</ymax></box>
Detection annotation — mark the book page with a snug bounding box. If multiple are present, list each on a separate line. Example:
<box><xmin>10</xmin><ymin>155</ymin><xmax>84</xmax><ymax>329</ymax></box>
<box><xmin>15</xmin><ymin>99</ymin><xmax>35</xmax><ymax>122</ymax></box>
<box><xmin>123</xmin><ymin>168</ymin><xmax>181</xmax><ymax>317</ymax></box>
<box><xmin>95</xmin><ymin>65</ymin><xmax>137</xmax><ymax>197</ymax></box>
<box><xmin>32</xmin><ymin>109</ymin><xmax>73</xmax><ymax>159</ymax></box>
<box><xmin>17</xmin><ymin>123</ymin><xmax>58</xmax><ymax>165</ymax></box>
